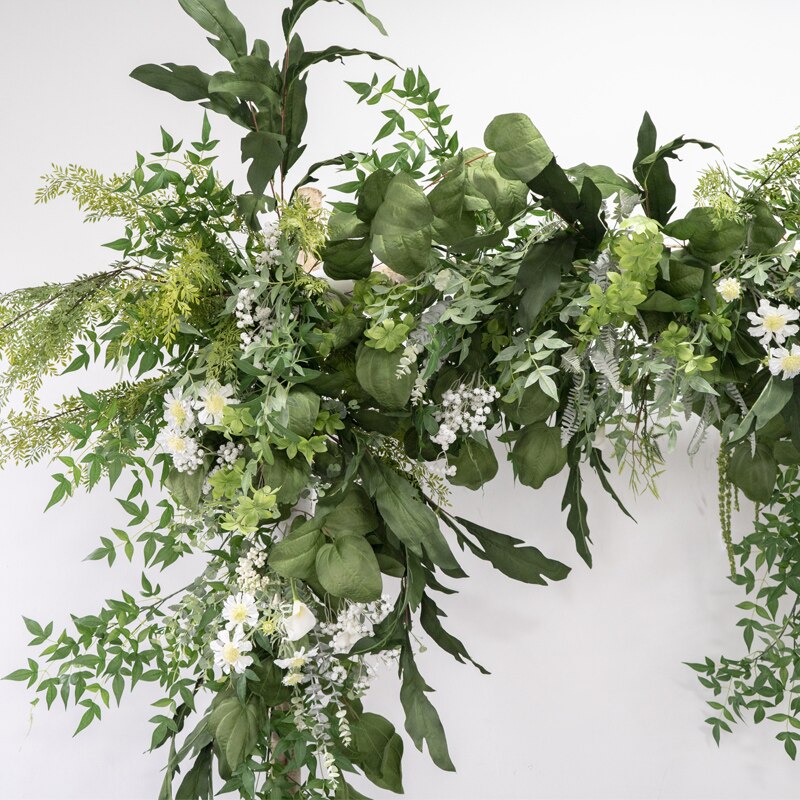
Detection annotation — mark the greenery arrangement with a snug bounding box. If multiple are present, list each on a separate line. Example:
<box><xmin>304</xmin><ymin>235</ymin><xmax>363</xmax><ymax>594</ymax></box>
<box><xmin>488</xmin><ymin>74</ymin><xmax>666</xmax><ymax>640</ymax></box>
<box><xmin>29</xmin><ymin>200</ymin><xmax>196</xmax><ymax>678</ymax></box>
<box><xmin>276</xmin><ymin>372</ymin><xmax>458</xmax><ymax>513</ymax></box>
<box><xmin>7</xmin><ymin>0</ymin><xmax>800</xmax><ymax>795</ymax></box>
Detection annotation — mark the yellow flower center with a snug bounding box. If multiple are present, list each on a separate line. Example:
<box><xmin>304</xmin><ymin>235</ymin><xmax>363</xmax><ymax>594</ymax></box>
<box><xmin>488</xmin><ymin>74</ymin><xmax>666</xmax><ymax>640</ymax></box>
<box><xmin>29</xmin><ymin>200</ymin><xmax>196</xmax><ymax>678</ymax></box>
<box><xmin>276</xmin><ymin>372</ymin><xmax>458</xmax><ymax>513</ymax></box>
<box><xmin>284</xmin><ymin>672</ymin><xmax>303</xmax><ymax>685</ymax></box>
<box><xmin>763</xmin><ymin>313</ymin><xmax>787</xmax><ymax>332</ymax></box>
<box><xmin>782</xmin><ymin>354</ymin><xmax>800</xmax><ymax>372</ymax></box>
<box><xmin>230</xmin><ymin>605</ymin><xmax>248</xmax><ymax>624</ymax></box>
<box><xmin>288</xmin><ymin>655</ymin><xmax>306</xmax><ymax>669</ymax></box>
<box><xmin>169</xmin><ymin>401</ymin><xmax>187</xmax><ymax>425</ymax></box>
<box><xmin>261</xmin><ymin>620</ymin><xmax>276</xmax><ymax>635</ymax></box>
<box><xmin>222</xmin><ymin>642</ymin><xmax>240</xmax><ymax>664</ymax></box>
<box><xmin>167</xmin><ymin>434</ymin><xmax>186</xmax><ymax>453</ymax></box>
<box><xmin>206</xmin><ymin>394</ymin><xmax>226</xmax><ymax>415</ymax></box>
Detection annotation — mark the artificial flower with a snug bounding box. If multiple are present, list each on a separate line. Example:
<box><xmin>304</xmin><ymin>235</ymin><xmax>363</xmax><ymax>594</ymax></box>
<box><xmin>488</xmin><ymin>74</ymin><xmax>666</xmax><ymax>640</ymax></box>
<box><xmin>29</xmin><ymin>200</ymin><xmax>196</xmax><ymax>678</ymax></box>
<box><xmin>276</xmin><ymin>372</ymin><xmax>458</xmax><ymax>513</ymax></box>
<box><xmin>222</xmin><ymin>592</ymin><xmax>258</xmax><ymax>631</ymax></box>
<box><xmin>210</xmin><ymin>628</ymin><xmax>253</xmax><ymax>675</ymax></box>
<box><xmin>769</xmin><ymin>344</ymin><xmax>800</xmax><ymax>380</ymax></box>
<box><xmin>162</xmin><ymin>387</ymin><xmax>195</xmax><ymax>431</ymax></box>
<box><xmin>716</xmin><ymin>277</ymin><xmax>742</xmax><ymax>302</ymax></box>
<box><xmin>747</xmin><ymin>300</ymin><xmax>800</xmax><ymax>346</ymax></box>
<box><xmin>281</xmin><ymin>670</ymin><xmax>309</xmax><ymax>687</ymax></box>
<box><xmin>275</xmin><ymin>646</ymin><xmax>318</xmax><ymax>670</ymax></box>
<box><xmin>195</xmin><ymin>381</ymin><xmax>235</xmax><ymax>426</ymax></box>
<box><xmin>283</xmin><ymin>600</ymin><xmax>317</xmax><ymax>641</ymax></box>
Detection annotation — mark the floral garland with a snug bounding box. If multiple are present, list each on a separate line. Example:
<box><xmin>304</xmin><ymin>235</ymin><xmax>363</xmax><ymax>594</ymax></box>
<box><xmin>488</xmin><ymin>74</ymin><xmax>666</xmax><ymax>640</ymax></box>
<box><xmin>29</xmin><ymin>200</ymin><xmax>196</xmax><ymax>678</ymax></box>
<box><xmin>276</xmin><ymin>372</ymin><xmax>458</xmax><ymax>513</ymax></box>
<box><xmin>6</xmin><ymin>0</ymin><xmax>800</xmax><ymax>796</ymax></box>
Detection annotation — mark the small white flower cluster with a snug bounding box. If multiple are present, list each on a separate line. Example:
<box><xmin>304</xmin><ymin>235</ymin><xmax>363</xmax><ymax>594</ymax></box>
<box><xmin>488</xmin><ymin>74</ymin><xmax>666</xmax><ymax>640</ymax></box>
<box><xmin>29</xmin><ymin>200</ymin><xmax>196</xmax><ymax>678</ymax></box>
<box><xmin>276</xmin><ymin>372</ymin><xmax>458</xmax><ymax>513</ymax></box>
<box><xmin>158</xmin><ymin>382</ymin><xmax>237</xmax><ymax>473</ymax></box>
<box><xmin>216</xmin><ymin>440</ymin><xmax>244</xmax><ymax>466</ymax></box>
<box><xmin>319</xmin><ymin>596</ymin><xmax>392</xmax><ymax>654</ymax></box>
<box><xmin>747</xmin><ymin>299</ymin><xmax>800</xmax><ymax>380</ymax></box>
<box><xmin>235</xmin><ymin>286</ymin><xmax>275</xmax><ymax>349</ymax></box>
<box><xmin>235</xmin><ymin>541</ymin><xmax>270</xmax><ymax>595</ymax></box>
<box><xmin>431</xmin><ymin>384</ymin><xmax>500</xmax><ymax>451</ymax></box>
<box><xmin>395</xmin><ymin>342</ymin><xmax>424</xmax><ymax>377</ymax></box>
<box><xmin>256</xmin><ymin>222</ymin><xmax>282</xmax><ymax>268</ymax></box>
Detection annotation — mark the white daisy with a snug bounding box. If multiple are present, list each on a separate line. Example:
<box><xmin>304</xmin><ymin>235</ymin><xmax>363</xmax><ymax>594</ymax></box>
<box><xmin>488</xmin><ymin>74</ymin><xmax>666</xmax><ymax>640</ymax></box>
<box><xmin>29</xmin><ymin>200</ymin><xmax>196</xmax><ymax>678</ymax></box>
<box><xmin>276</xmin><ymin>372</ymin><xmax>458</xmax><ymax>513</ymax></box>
<box><xmin>769</xmin><ymin>344</ymin><xmax>800</xmax><ymax>380</ymax></box>
<box><xmin>210</xmin><ymin>629</ymin><xmax>253</xmax><ymax>675</ymax></box>
<box><xmin>195</xmin><ymin>381</ymin><xmax>235</xmax><ymax>426</ymax></box>
<box><xmin>274</xmin><ymin>646</ymin><xmax>318</xmax><ymax>671</ymax></box>
<box><xmin>747</xmin><ymin>300</ymin><xmax>800</xmax><ymax>346</ymax></box>
<box><xmin>282</xmin><ymin>601</ymin><xmax>317</xmax><ymax>642</ymax></box>
<box><xmin>162</xmin><ymin>388</ymin><xmax>195</xmax><ymax>432</ymax></box>
<box><xmin>281</xmin><ymin>670</ymin><xmax>309</xmax><ymax>687</ymax></box>
<box><xmin>222</xmin><ymin>592</ymin><xmax>258</xmax><ymax>631</ymax></box>
<box><xmin>716</xmin><ymin>277</ymin><xmax>741</xmax><ymax>303</ymax></box>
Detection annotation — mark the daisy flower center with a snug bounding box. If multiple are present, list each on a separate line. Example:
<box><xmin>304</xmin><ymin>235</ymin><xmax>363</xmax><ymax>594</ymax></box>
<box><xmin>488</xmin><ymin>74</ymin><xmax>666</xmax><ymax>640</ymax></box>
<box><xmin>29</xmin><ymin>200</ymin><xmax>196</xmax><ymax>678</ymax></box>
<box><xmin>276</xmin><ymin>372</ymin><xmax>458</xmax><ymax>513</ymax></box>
<box><xmin>169</xmin><ymin>401</ymin><xmax>187</xmax><ymax>424</ymax></box>
<box><xmin>222</xmin><ymin>643</ymin><xmax>241</xmax><ymax>664</ymax></box>
<box><xmin>206</xmin><ymin>395</ymin><xmax>226</xmax><ymax>414</ymax></box>
<box><xmin>288</xmin><ymin>654</ymin><xmax>307</xmax><ymax>669</ymax></box>
<box><xmin>763</xmin><ymin>313</ymin><xmax>787</xmax><ymax>332</ymax></box>
<box><xmin>782</xmin><ymin>354</ymin><xmax>800</xmax><ymax>372</ymax></box>
<box><xmin>167</xmin><ymin>434</ymin><xmax>186</xmax><ymax>453</ymax></box>
<box><xmin>230</xmin><ymin>604</ymin><xmax>248</xmax><ymax>624</ymax></box>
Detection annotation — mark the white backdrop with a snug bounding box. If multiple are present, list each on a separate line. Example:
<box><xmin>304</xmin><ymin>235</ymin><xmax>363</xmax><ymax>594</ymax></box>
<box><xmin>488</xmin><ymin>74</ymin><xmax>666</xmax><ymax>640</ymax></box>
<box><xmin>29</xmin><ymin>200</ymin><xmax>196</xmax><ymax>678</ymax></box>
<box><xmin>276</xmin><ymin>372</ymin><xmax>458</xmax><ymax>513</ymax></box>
<box><xmin>2</xmin><ymin>1</ymin><xmax>800</xmax><ymax>798</ymax></box>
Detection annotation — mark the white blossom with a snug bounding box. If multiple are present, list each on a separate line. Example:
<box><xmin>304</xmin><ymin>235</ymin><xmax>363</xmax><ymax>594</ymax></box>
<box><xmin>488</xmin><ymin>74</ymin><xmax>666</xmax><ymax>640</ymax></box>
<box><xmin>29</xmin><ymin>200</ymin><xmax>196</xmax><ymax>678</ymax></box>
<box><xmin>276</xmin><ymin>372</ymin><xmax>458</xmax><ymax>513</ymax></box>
<box><xmin>431</xmin><ymin>384</ymin><xmax>500</xmax><ymax>452</ymax></box>
<box><xmin>210</xmin><ymin>628</ymin><xmax>253</xmax><ymax>675</ymax></box>
<box><xmin>716</xmin><ymin>277</ymin><xmax>742</xmax><ymax>302</ymax></box>
<box><xmin>222</xmin><ymin>592</ymin><xmax>258</xmax><ymax>631</ymax></box>
<box><xmin>162</xmin><ymin>388</ymin><xmax>195</xmax><ymax>432</ymax></box>
<box><xmin>194</xmin><ymin>381</ymin><xmax>235</xmax><ymax>426</ymax></box>
<box><xmin>747</xmin><ymin>300</ymin><xmax>800</xmax><ymax>346</ymax></box>
<box><xmin>157</xmin><ymin>429</ymin><xmax>203</xmax><ymax>473</ymax></box>
<box><xmin>769</xmin><ymin>344</ymin><xmax>800</xmax><ymax>380</ymax></box>
<box><xmin>283</xmin><ymin>600</ymin><xmax>317</xmax><ymax>641</ymax></box>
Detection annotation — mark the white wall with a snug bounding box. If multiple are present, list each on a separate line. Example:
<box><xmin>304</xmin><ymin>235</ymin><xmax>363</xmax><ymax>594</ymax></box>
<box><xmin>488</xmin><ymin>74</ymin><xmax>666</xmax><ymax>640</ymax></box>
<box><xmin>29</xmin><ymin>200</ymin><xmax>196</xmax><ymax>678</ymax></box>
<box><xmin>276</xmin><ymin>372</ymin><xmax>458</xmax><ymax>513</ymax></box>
<box><xmin>2</xmin><ymin>1</ymin><xmax>799</xmax><ymax>797</ymax></box>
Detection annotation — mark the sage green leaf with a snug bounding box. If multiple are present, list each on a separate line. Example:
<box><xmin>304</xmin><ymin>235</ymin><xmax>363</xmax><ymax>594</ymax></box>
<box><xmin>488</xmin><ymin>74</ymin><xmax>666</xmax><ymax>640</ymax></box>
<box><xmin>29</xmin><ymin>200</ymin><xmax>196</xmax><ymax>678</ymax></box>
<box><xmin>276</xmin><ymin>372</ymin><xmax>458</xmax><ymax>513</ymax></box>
<box><xmin>349</xmin><ymin>713</ymin><xmax>404</xmax><ymax>793</ymax></box>
<box><xmin>468</xmin><ymin>154</ymin><xmax>529</xmax><ymax>223</ymax></box>
<box><xmin>561</xmin><ymin>447</ymin><xmax>592</xmax><ymax>566</ymax></box>
<box><xmin>420</xmin><ymin>594</ymin><xmax>488</xmax><ymax>673</ymax></box>
<box><xmin>284</xmin><ymin>385</ymin><xmax>320</xmax><ymax>438</ymax></box>
<box><xmin>269</xmin><ymin>518</ymin><xmax>323</xmax><ymax>580</ymax></box>
<box><xmin>501</xmin><ymin>383</ymin><xmax>559</xmax><ymax>425</ymax></box>
<box><xmin>512</xmin><ymin>423</ymin><xmax>568</xmax><ymax>489</ymax></box>
<box><xmin>323</xmin><ymin>236</ymin><xmax>374</xmax><ymax>280</ymax></box>
<box><xmin>130</xmin><ymin>63</ymin><xmax>211</xmax><ymax>102</ymax></box>
<box><xmin>323</xmin><ymin>484</ymin><xmax>378</xmax><ymax>536</ymax></box>
<box><xmin>661</xmin><ymin>260</ymin><xmax>705</xmax><ymax>298</ymax></box>
<box><xmin>355</xmin><ymin>347</ymin><xmax>416</xmax><ymax>410</ymax></box>
<box><xmin>429</xmin><ymin>153</ymin><xmax>477</xmax><ymax>245</ymax></box>
<box><xmin>399</xmin><ymin>644</ymin><xmax>455</xmax><ymax>771</ymax></box>
<box><xmin>207</xmin><ymin>72</ymin><xmax>281</xmax><ymax>105</ymax></box>
<box><xmin>727</xmin><ymin>442</ymin><xmax>777</xmax><ymax>504</ymax></box>
<box><xmin>165</xmin><ymin>467</ymin><xmax>205</xmax><ymax>511</ymax></box>
<box><xmin>515</xmin><ymin>235</ymin><xmax>575</xmax><ymax>328</ymax></box>
<box><xmin>567</xmin><ymin>163</ymin><xmax>639</xmax><ymax>199</ymax></box>
<box><xmin>250</xmin><ymin>659</ymin><xmax>291</xmax><ymax>706</ymax></box>
<box><xmin>357</xmin><ymin>169</ymin><xmax>393</xmax><ymax>223</ymax></box>
<box><xmin>664</xmin><ymin>207</ymin><xmax>746</xmax><ymax>264</ymax></box>
<box><xmin>637</xmin><ymin>291</ymin><xmax>696</xmax><ymax>313</ymax></box>
<box><xmin>746</xmin><ymin>200</ymin><xmax>784</xmax><ymax>255</ymax></box>
<box><xmin>446</xmin><ymin>437</ymin><xmax>498</xmax><ymax>490</ymax></box>
<box><xmin>178</xmin><ymin>0</ymin><xmax>247</xmax><ymax>63</ymax></box>
<box><xmin>732</xmin><ymin>377</ymin><xmax>794</xmax><ymax>441</ymax></box>
<box><xmin>207</xmin><ymin>695</ymin><xmax>261</xmax><ymax>773</ymax></box>
<box><xmin>484</xmin><ymin>113</ymin><xmax>553</xmax><ymax>183</ymax></box>
<box><xmin>451</xmin><ymin>515</ymin><xmax>570</xmax><ymax>585</ymax></box>
<box><xmin>527</xmin><ymin>159</ymin><xmax>605</xmax><ymax>248</ymax></box>
<box><xmin>175</xmin><ymin>746</ymin><xmax>213</xmax><ymax>800</ymax></box>
<box><xmin>282</xmin><ymin>0</ymin><xmax>387</xmax><ymax>37</ymax></box>
<box><xmin>370</xmin><ymin>173</ymin><xmax>434</xmax><ymax>277</ymax></box>
<box><xmin>261</xmin><ymin>451</ymin><xmax>311</xmax><ymax>505</ymax></box>
<box><xmin>371</xmin><ymin>461</ymin><xmax>462</xmax><ymax>573</ymax></box>
<box><xmin>241</xmin><ymin>130</ymin><xmax>284</xmax><ymax>197</ymax></box>
<box><xmin>293</xmin><ymin>46</ymin><xmax>395</xmax><ymax>80</ymax></box>
<box><xmin>316</xmin><ymin>535</ymin><xmax>382</xmax><ymax>602</ymax></box>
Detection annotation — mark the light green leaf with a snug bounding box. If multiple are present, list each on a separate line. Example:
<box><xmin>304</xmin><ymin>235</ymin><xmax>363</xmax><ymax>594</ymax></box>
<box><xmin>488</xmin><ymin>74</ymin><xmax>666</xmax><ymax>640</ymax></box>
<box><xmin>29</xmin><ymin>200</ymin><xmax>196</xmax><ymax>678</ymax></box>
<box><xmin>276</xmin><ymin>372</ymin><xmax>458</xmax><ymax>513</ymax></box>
<box><xmin>269</xmin><ymin>519</ymin><xmax>323</xmax><ymax>580</ymax></box>
<box><xmin>484</xmin><ymin>113</ymin><xmax>553</xmax><ymax>183</ymax></box>
<box><xmin>178</xmin><ymin>0</ymin><xmax>247</xmax><ymax>63</ymax></box>
<box><xmin>316</xmin><ymin>535</ymin><xmax>382</xmax><ymax>602</ymax></box>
